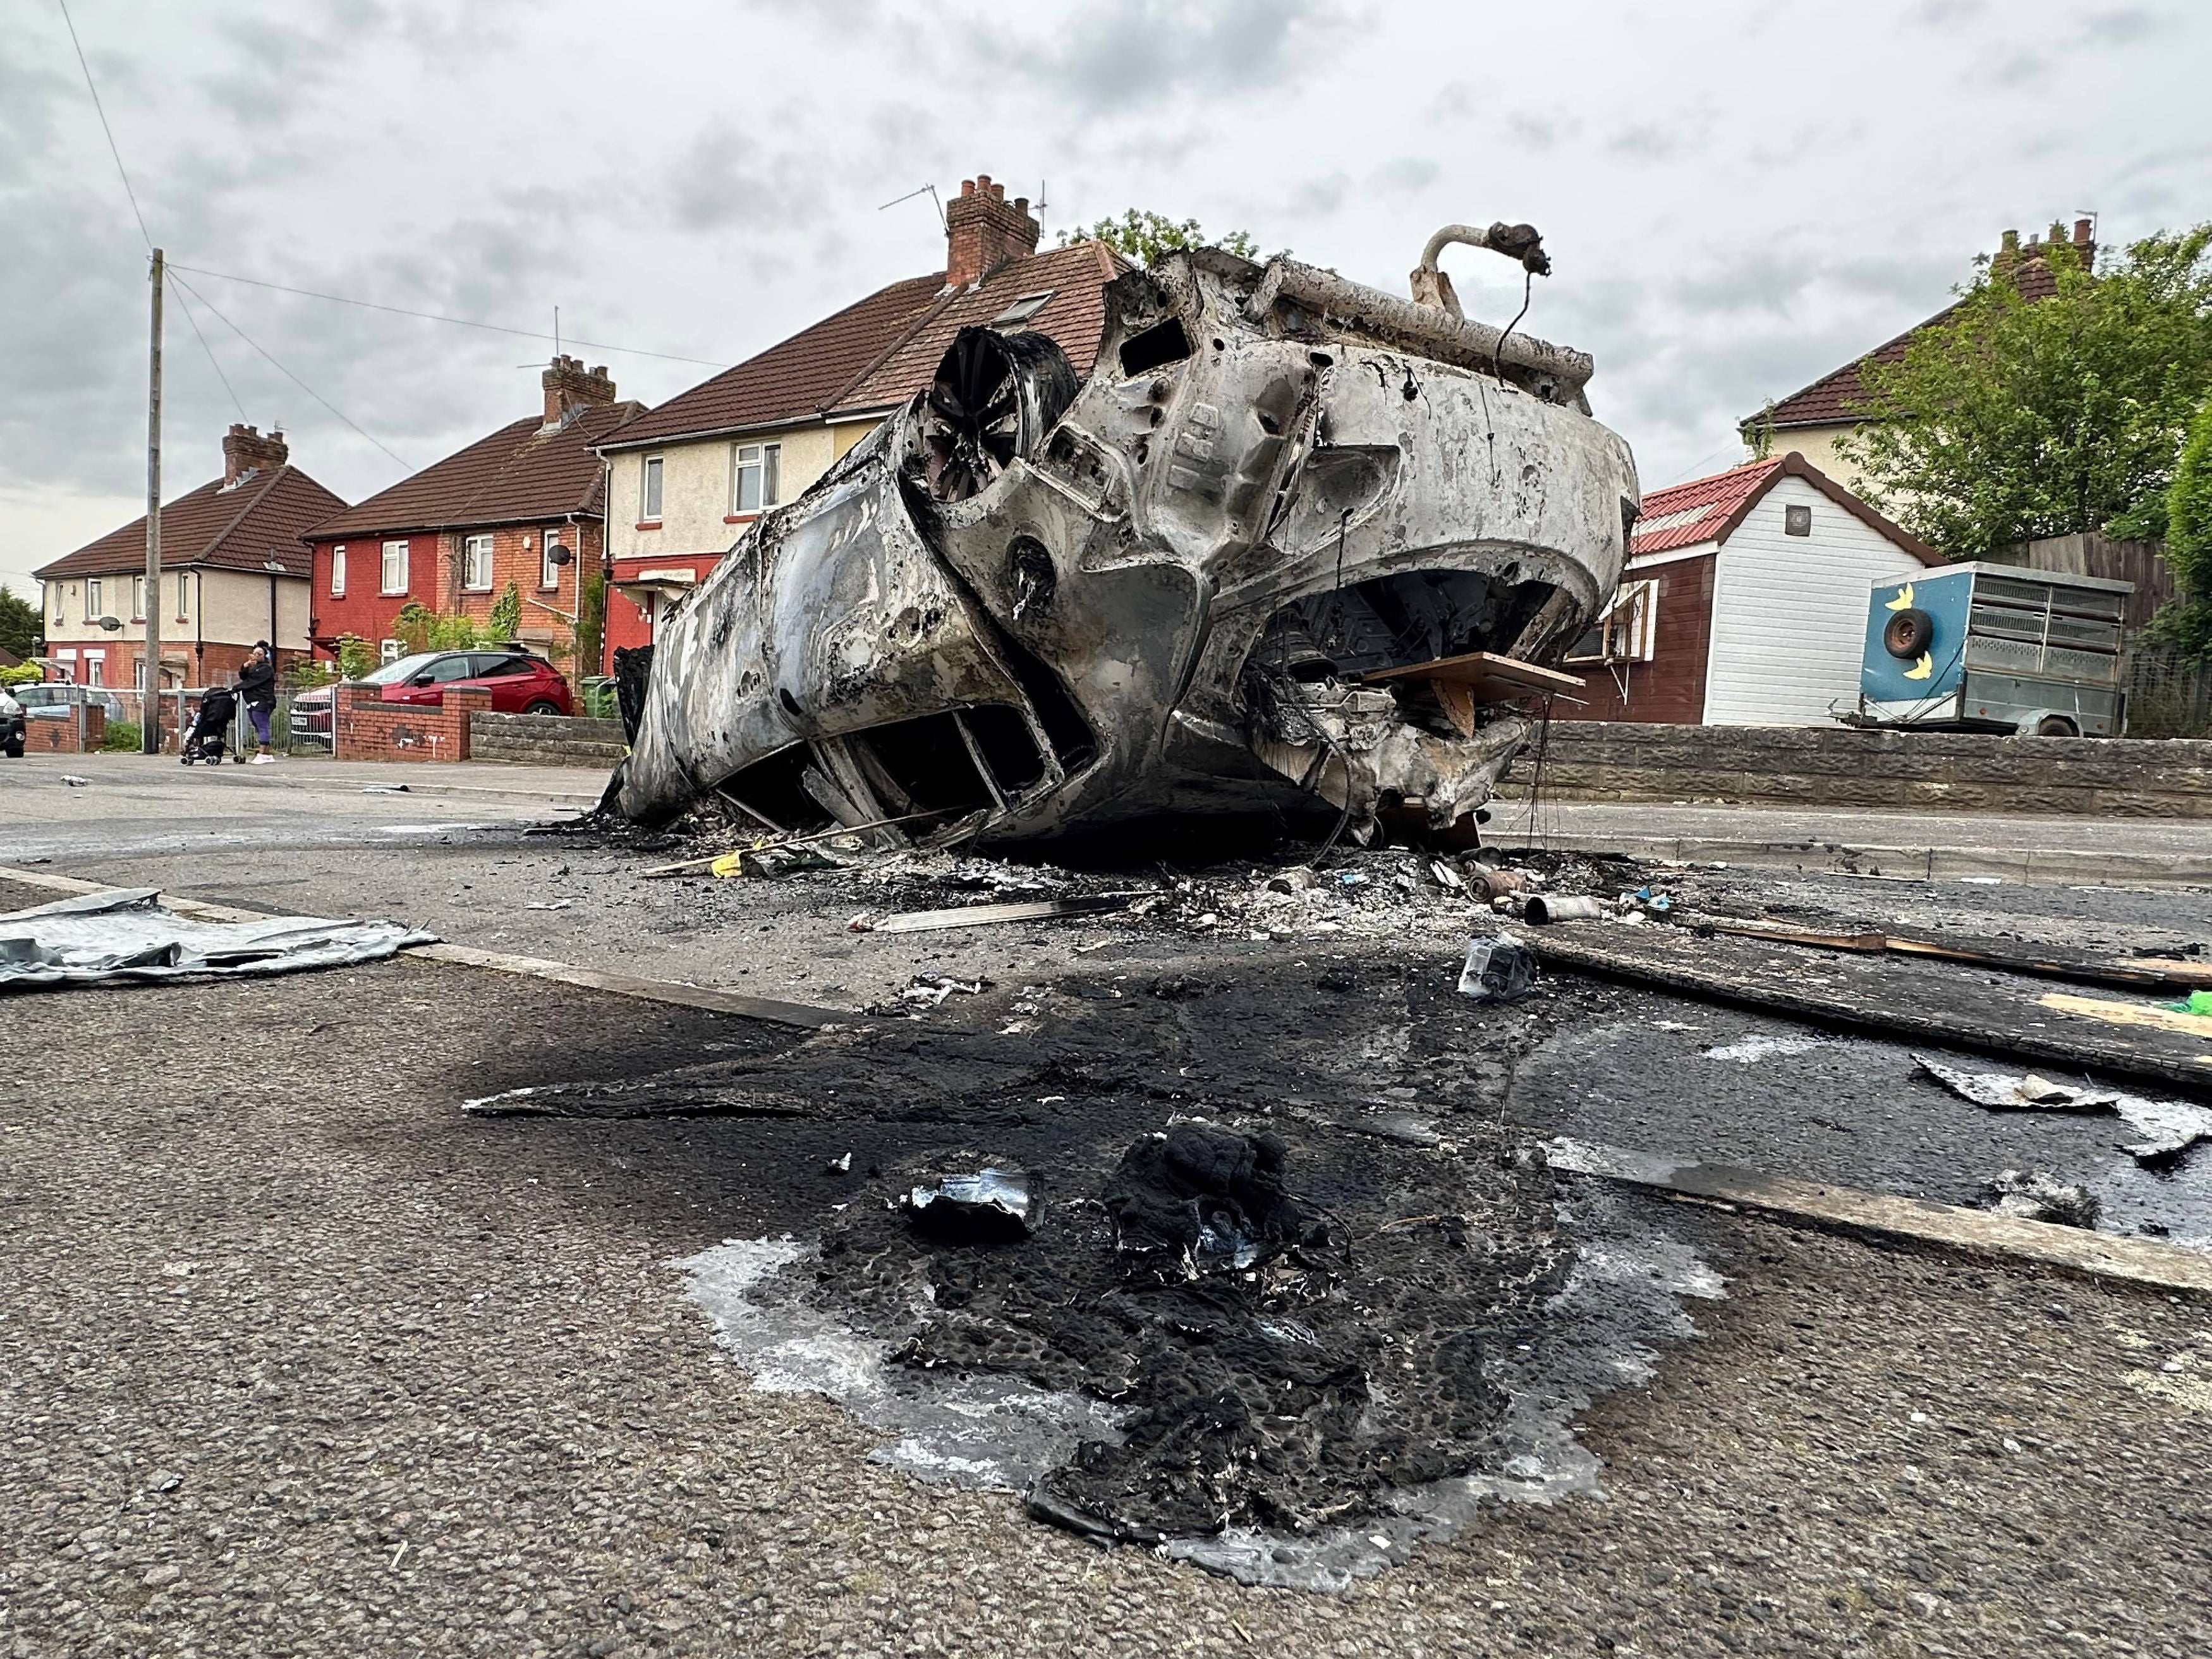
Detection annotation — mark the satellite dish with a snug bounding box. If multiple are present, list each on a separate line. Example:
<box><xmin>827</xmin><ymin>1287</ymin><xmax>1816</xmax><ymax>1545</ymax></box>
<box><xmin>546</xmin><ymin>542</ymin><xmax>574</xmax><ymax>566</ymax></box>
<box><xmin>98</xmin><ymin>615</ymin><xmax>124</xmax><ymax>633</ymax></box>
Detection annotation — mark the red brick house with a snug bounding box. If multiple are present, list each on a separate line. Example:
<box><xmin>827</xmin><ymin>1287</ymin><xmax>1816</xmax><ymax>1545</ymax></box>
<box><xmin>301</xmin><ymin>358</ymin><xmax>643</xmax><ymax>674</ymax></box>
<box><xmin>595</xmin><ymin>176</ymin><xmax>1126</xmax><ymax>666</ymax></box>
<box><xmin>33</xmin><ymin>425</ymin><xmax>342</xmax><ymax>688</ymax></box>
<box><xmin>1555</xmin><ymin>453</ymin><xmax>1942</xmax><ymax>728</ymax></box>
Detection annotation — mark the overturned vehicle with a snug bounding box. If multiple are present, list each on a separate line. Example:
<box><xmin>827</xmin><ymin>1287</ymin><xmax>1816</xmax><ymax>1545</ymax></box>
<box><xmin>611</xmin><ymin>226</ymin><xmax>1639</xmax><ymax>846</ymax></box>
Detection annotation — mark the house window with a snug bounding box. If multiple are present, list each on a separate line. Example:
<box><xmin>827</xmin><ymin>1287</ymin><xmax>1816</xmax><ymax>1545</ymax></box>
<box><xmin>641</xmin><ymin>456</ymin><xmax>664</xmax><ymax>521</ymax></box>
<box><xmin>331</xmin><ymin>545</ymin><xmax>346</xmax><ymax>597</ymax></box>
<box><xmin>462</xmin><ymin>533</ymin><xmax>495</xmax><ymax>591</ymax></box>
<box><xmin>1565</xmin><ymin>580</ymin><xmax>1660</xmax><ymax>664</ymax></box>
<box><xmin>1784</xmin><ymin>504</ymin><xmax>1813</xmax><ymax>537</ymax></box>
<box><xmin>85</xmin><ymin>653</ymin><xmax>106</xmax><ymax>686</ymax></box>
<box><xmin>380</xmin><ymin>540</ymin><xmax>409</xmax><ymax>595</ymax></box>
<box><xmin>85</xmin><ymin>579</ymin><xmax>102</xmax><ymax>622</ymax></box>
<box><xmin>989</xmin><ymin>289</ymin><xmax>1055</xmax><ymax>329</ymax></box>
<box><xmin>50</xmin><ymin>585</ymin><xmax>63</xmax><ymax>625</ymax></box>
<box><xmin>380</xmin><ymin>638</ymin><xmax>401</xmax><ymax>664</ymax></box>
<box><xmin>174</xmin><ymin>572</ymin><xmax>189</xmax><ymax>619</ymax></box>
<box><xmin>131</xmin><ymin>575</ymin><xmax>146</xmax><ymax>621</ymax></box>
<box><xmin>732</xmin><ymin>443</ymin><xmax>780</xmax><ymax>514</ymax></box>
<box><xmin>540</xmin><ymin>537</ymin><xmax>563</xmax><ymax>590</ymax></box>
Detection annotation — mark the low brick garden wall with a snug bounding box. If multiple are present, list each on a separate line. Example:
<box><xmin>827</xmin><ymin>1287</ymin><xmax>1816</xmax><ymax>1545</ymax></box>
<box><xmin>466</xmin><ymin>712</ymin><xmax>626</xmax><ymax>769</ymax></box>
<box><xmin>1497</xmin><ymin>722</ymin><xmax>2212</xmax><ymax>818</ymax></box>
<box><xmin>21</xmin><ymin>708</ymin><xmax>104</xmax><ymax>754</ymax></box>
<box><xmin>334</xmin><ymin>686</ymin><xmax>490</xmax><ymax>763</ymax></box>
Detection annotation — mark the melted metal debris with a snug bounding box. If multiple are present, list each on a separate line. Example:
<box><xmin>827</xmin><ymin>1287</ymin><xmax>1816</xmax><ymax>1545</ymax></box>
<box><xmin>676</xmin><ymin>1136</ymin><xmax>1720</xmax><ymax>1593</ymax></box>
<box><xmin>1914</xmin><ymin>1055</ymin><xmax>2212</xmax><ymax>1170</ymax></box>
<box><xmin>615</xmin><ymin>226</ymin><xmax>1638</xmax><ymax>849</ymax></box>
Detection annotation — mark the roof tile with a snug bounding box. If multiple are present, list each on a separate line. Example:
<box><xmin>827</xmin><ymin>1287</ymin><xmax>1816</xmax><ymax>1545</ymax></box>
<box><xmin>602</xmin><ymin>241</ymin><xmax>1129</xmax><ymax>451</ymax></box>
<box><xmin>305</xmin><ymin>400</ymin><xmax>644</xmax><ymax>541</ymax></box>
<box><xmin>35</xmin><ymin>465</ymin><xmax>348</xmax><ymax>581</ymax></box>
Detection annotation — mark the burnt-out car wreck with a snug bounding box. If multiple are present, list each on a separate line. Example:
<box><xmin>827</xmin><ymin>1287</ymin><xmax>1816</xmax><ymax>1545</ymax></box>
<box><xmin>611</xmin><ymin>225</ymin><xmax>1639</xmax><ymax>846</ymax></box>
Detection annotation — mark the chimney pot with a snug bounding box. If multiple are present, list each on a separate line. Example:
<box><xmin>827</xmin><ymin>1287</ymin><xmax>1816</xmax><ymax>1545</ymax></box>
<box><xmin>222</xmin><ymin>422</ymin><xmax>289</xmax><ymax>487</ymax></box>
<box><xmin>2048</xmin><ymin>219</ymin><xmax>2067</xmax><ymax>247</ymax></box>
<box><xmin>542</xmin><ymin>355</ymin><xmax>617</xmax><ymax>427</ymax></box>
<box><xmin>942</xmin><ymin>168</ymin><xmax>1042</xmax><ymax>288</ymax></box>
<box><xmin>2074</xmin><ymin>217</ymin><xmax>2093</xmax><ymax>245</ymax></box>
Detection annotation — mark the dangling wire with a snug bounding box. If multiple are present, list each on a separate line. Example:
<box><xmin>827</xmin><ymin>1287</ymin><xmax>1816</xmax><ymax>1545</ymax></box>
<box><xmin>1493</xmin><ymin>268</ymin><xmax>1534</xmax><ymax>383</ymax></box>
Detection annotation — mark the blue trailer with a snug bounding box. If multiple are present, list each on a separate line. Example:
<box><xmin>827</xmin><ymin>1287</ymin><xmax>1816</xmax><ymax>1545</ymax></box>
<box><xmin>1854</xmin><ymin>562</ymin><xmax>2132</xmax><ymax>736</ymax></box>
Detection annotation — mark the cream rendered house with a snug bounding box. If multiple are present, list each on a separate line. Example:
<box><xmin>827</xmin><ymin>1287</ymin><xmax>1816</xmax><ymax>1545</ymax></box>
<box><xmin>597</xmin><ymin>176</ymin><xmax>1124</xmax><ymax>663</ymax></box>
<box><xmin>33</xmin><ymin>425</ymin><xmax>339</xmax><ymax>689</ymax></box>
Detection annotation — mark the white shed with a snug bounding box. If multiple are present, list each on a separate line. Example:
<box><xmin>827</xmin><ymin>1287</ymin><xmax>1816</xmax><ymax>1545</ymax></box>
<box><xmin>1555</xmin><ymin>452</ymin><xmax>1943</xmax><ymax>727</ymax></box>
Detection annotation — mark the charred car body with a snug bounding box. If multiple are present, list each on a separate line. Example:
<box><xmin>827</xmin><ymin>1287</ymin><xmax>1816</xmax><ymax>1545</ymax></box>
<box><xmin>612</xmin><ymin>228</ymin><xmax>1639</xmax><ymax>845</ymax></box>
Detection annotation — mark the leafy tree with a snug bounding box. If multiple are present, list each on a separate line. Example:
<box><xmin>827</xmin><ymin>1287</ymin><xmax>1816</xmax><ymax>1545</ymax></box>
<box><xmin>392</xmin><ymin>602</ymin><xmax>484</xmax><ymax>654</ymax></box>
<box><xmin>568</xmin><ymin>569</ymin><xmax>606</xmax><ymax>686</ymax></box>
<box><xmin>1060</xmin><ymin>209</ymin><xmax>1263</xmax><ymax>266</ymax></box>
<box><xmin>0</xmin><ymin>581</ymin><xmax>39</xmax><ymax>661</ymax></box>
<box><xmin>2151</xmin><ymin>394</ymin><xmax>2212</xmax><ymax>655</ymax></box>
<box><xmin>336</xmin><ymin>635</ymin><xmax>378</xmax><ymax>681</ymax></box>
<box><xmin>1837</xmin><ymin>227</ymin><xmax>2212</xmax><ymax>559</ymax></box>
<box><xmin>0</xmin><ymin>662</ymin><xmax>40</xmax><ymax>687</ymax></box>
<box><xmin>487</xmin><ymin>582</ymin><xmax>522</xmax><ymax>642</ymax></box>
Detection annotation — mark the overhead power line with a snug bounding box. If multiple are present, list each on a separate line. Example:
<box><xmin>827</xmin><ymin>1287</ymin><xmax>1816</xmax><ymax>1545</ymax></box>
<box><xmin>169</xmin><ymin>273</ymin><xmax>412</xmax><ymax>469</ymax></box>
<box><xmin>166</xmin><ymin>272</ymin><xmax>247</xmax><ymax>422</ymax></box>
<box><xmin>167</xmin><ymin>264</ymin><xmax>728</xmax><ymax>368</ymax></box>
<box><xmin>56</xmin><ymin>0</ymin><xmax>150</xmax><ymax>251</ymax></box>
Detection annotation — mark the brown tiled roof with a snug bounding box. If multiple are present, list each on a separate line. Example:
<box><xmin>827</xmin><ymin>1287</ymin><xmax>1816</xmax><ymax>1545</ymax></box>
<box><xmin>834</xmin><ymin>241</ymin><xmax>1126</xmax><ymax>414</ymax></box>
<box><xmin>305</xmin><ymin>399</ymin><xmax>644</xmax><ymax>540</ymax></box>
<box><xmin>1756</xmin><ymin>255</ymin><xmax>2064</xmax><ymax>430</ymax></box>
<box><xmin>34</xmin><ymin>465</ymin><xmax>347</xmax><ymax>581</ymax></box>
<box><xmin>601</xmin><ymin>241</ymin><xmax>1130</xmax><ymax>452</ymax></box>
<box><xmin>1631</xmin><ymin>451</ymin><xmax>1942</xmax><ymax>565</ymax></box>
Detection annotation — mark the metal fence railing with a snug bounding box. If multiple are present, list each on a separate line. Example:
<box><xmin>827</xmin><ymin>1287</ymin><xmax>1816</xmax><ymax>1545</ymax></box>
<box><xmin>2125</xmin><ymin>646</ymin><xmax>2212</xmax><ymax>739</ymax></box>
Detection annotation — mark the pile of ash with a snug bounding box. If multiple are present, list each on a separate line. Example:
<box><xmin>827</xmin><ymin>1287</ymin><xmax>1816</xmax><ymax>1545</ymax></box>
<box><xmin>803</xmin><ymin>1123</ymin><xmax>1572</xmax><ymax>1546</ymax></box>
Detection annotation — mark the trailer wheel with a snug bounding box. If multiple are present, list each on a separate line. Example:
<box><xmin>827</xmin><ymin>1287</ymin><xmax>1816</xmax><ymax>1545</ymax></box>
<box><xmin>2034</xmin><ymin>715</ymin><xmax>2079</xmax><ymax>737</ymax></box>
<box><xmin>1883</xmin><ymin>607</ymin><xmax>1935</xmax><ymax>659</ymax></box>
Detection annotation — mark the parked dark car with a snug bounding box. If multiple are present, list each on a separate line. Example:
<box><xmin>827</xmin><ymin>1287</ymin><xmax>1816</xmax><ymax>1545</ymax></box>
<box><xmin>291</xmin><ymin>648</ymin><xmax>574</xmax><ymax>738</ymax></box>
<box><xmin>0</xmin><ymin>686</ymin><xmax>23</xmax><ymax>758</ymax></box>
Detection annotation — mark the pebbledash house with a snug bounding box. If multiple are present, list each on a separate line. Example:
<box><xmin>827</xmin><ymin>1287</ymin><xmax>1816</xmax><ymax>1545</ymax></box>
<box><xmin>300</xmin><ymin>358</ymin><xmax>643</xmax><ymax>672</ymax></box>
<box><xmin>593</xmin><ymin>175</ymin><xmax>1126</xmax><ymax>662</ymax></box>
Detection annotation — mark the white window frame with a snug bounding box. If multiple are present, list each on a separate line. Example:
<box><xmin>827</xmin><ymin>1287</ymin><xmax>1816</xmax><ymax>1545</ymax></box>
<box><xmin>85</xmin><ymin>578</ymin><xmax>102</xmax><ymax>622</ymax></box>
<box><xmin>988</xmin><ymin>289</ymin><xmax>1056</xmax><ymax>329</ymax></box>
<box><xmin>131</xmin><ymin>574</ymin><xmax>147</xmax><ymax>621</ymax></box>
<box><xmin>85</xmin><ymin>653</ymin><xmax>106</xmax><ymax>687</ymax></box>
<box><xmin>731</xmin><ymin>442</ymin><xmax>781</xmax><ymax>516</ymax></box>
<box><xmin>50</xmin><ymin>584</ymin><xmax>63</xmax><ymax>626</ymax></box>
<box><xmin>461</xmin><ymin>533</ymin><xmax>495</xmax><ymax>592</ymax></box>
<box><xmin>331</xmin><ymin>545</ymin><xmax>346</xmax><ymax>598</ymax></box>
<box><xmin>1564</xmin><ymin>579</ymin><xmax>1660</xmax><ymax>665</ymax></box>
<box><xmin>540</xmin><ymin>537</ymin><xmax>562</xmax><ymax>590</ymax></box>
<box><xmin>174</xmin><ymin>571</ymin><xmax>190</xmax><ymax>621</ymax></box>
<box><xmin>641</xmin><ymin>456</ymin><xmax>664</xmax><ymax>521</ymax></box>
<box><xmin>380</xmin><ymin>638</ymin><xmax>401</xmax><ymax>664</ymax></box>
<box><xmin>380</xmin><ymin>539</ymin><xmax>410</xmax><ymax>596</ymax></box>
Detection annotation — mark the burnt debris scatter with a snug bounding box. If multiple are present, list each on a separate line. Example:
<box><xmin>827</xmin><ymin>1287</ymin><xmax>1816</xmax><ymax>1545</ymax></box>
<box><xmin>811</xmin><ymin>1122</ymin><xmax>1570</xmax><ymax>1546</ymax></box>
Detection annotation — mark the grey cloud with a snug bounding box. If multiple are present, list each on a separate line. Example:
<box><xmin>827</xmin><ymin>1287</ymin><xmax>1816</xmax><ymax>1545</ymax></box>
<box><xmin>1372</xmin><ymin>157</ymin><xmax>1440</xmax><ymax>196</ymax></box>
<box><xmin>980</xmin><ymin>0</ymin><xmax>1361</xmax><ymax>113</ymax></box>
<box><xmin>1991</xmin><ymin>50</ymin><xmax>2052</xmax><ymax>87</ymax></box>
<box><xmin>664</xmin><ymin>121</ymin><xmax>810</xmax><ymax>233</ymax></box>
<box><xmin>1907</xmin><ymin>0</ymin><xmax>1987</xmax><ymax>25</ymax></box>
<box><xmin>2079</xmin><ymin>8</ymin><xmax>2174</xmax><ymax>45</ymax></box>
<box><xmin>1605</xmin><ymin>123</ymin><xmax>1695</xmax><ymax>162</ymax></box>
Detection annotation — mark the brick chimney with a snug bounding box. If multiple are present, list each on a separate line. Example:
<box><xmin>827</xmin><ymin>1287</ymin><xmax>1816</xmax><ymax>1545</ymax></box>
<box><xmin>542</xmin><ymin>355</ymin><xmax>617</xmax><ymax>427</ymax></box>
<box><xmin>2072</xmin><ymin>216</ymin><xmax>2096</xmax><ymax>267</ymax></box>
<box><xmin>222</xmin><ymin>423</ymin><xmax>289</xmax><ymax>487</ymax></box>
<box><xmin>944</xmin><ymin>175</ymin><xmax>1040</xmax><ymax>289</ymax></box>
<box><xmin>1991</xmin><ymin>227</ymin><xmax>2022</xmax><ymax>277</ymax></box>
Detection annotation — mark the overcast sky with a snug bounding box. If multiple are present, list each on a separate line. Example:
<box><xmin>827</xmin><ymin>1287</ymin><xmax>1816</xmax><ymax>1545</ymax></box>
<box><xmin>4</xmin><ymin>0</ymin><xmax>2204</xmax><ymax>602</ymax></box>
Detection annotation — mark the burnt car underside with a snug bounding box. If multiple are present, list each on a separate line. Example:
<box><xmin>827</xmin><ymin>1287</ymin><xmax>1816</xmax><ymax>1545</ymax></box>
<box><xmin>611</xmin><ymin>226</ymin><xmax>1640</xmax><ymax>847</ymax></box>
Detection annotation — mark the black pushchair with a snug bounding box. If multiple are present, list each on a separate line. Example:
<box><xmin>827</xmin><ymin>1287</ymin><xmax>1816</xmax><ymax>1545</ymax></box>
<box><xmin>179</xmin><ymin>686</ymin><xmax>238</xmax><ymax>765</ymax></box>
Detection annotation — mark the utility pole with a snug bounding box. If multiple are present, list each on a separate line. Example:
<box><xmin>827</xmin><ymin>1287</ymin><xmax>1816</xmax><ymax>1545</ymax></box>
<box><xmin>143</xmin><ymin>246</ymin><xmax>164</xmax><ymax>754</ymax></box>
